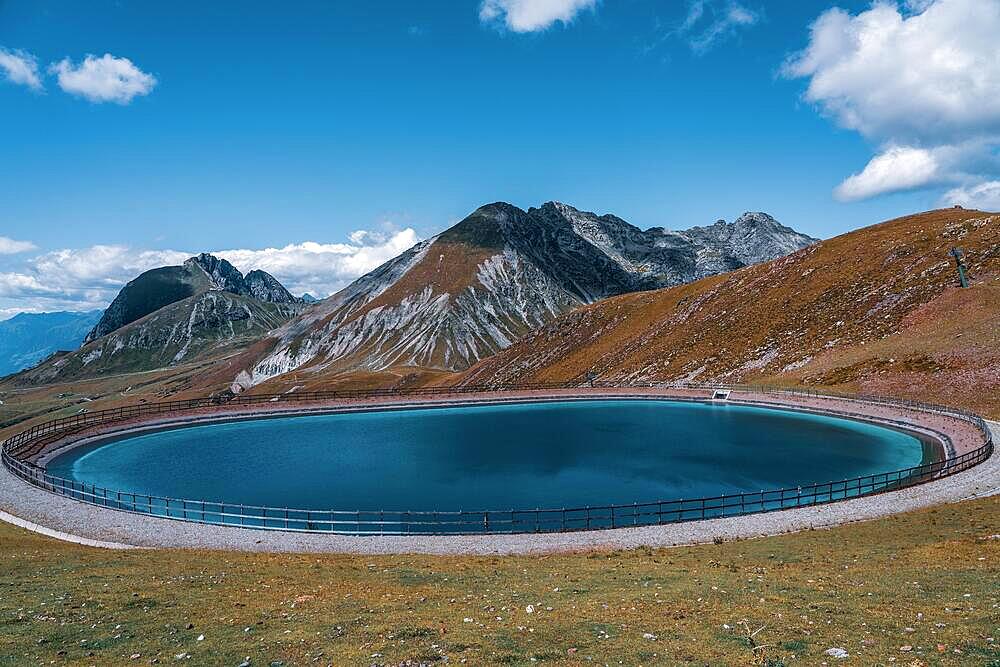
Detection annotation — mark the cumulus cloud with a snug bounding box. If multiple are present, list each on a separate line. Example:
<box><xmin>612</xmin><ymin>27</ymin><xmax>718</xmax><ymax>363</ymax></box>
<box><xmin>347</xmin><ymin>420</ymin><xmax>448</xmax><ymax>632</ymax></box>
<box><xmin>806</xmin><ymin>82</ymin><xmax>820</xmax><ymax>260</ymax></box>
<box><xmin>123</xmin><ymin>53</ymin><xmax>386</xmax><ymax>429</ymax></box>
<box><xmin>50</xmin><ymin>53</ymin><xmax>156</xmax><ymax>104</ymax></box>
<box><xmin>0</xmin><ymin>272</ymin><xmax>57</xmax><ymax>297</ymax></box>
<box><xmin>479</xmin><ymin>0</ymin><xmax>597</xmax><ymax>32</ymax></box>
<box><xmin>0</xmin><ymin>228</ymin><xmax>421</xmax><ymax>316</ymax></box>
<box><xmin>0</xmin><ymin>236</ymin><xmax>36</xmax><ymax>255</ymax></box>
<box><xmin>942</xmin><ymin>181</ymin><xmax>1000</xmax><ymax>210</ymax></box>
<box><xmin>0</xmin><ymin>245</ymin><xmax>193</xmax><ymax>313</ymax></box>
<box><xmin>834</xmin><ymin>146</ymin><xmax>941</xmax><ymax>201</ymax></box>
<box><xmin>784</xmin><ymin>0</ymin><xmax>1000</xmax><ymax>200</ymax></box>
<box><xmin>0</xmin><ymin>47</ymin><xmax>42</xmax><ymax>90</ymax></box>
<box><xmin>29</xmin><ymin>246</ymin><xmax>191</xmax><ymax>291</ymax></box>
<box><xmin>214</xmin><ymin>228</ymin><xmax>420</xmax><ymax>297</ymax></box>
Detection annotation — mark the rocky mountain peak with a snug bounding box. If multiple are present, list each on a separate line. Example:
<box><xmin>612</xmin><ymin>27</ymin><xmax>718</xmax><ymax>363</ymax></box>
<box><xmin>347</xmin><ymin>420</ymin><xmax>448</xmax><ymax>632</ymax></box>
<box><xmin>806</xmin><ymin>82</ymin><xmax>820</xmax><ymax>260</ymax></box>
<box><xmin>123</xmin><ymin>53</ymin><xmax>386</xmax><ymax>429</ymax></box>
<box><xmin>542</xmin><ymin>201</ymin><xmax>583</xmax><ymax>217</ymax></box>
<box><xmin>732</xmin><ymin>212</ymin><xmax>779</xmax><ymax>228</ymax></box>
<box><xmin>243</xmin><ymin>270</ymin><xmax>298</xmax><ymax>304</ymax></box>
<box><xmin>238</xmin><ymin>200</ymin><xmax>816</xmax><ymax>389</ymax></box>
<box><xmin>84</xmin><ymin>254</ymin><xmax>303</xmax><ymax>345</ymax></box>
<box><xmin>185</xmin><ymin>253</ymin><xmax>245</xmax><ymax>292</ymax></box>
<box><xmin>437</xmin><ymin>203</ymin><xmax>520</xmax><ymax>249</ymax></box>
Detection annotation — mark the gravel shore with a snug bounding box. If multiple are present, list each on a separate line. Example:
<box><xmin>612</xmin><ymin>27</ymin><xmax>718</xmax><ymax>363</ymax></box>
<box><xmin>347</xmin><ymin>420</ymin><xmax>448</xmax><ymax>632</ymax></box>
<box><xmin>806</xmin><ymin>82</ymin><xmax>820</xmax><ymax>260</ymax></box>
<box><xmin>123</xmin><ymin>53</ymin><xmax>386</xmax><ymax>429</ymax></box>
<box><xmin>0</xmin><ymin>392</ymin><xmax>994</xmax><ymax>555</ymax></box>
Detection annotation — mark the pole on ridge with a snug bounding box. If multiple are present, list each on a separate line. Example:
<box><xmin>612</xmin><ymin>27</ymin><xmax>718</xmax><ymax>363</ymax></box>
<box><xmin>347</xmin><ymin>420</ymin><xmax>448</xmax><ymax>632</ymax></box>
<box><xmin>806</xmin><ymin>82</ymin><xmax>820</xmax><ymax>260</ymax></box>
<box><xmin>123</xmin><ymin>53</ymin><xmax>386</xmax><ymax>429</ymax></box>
<box><xmin>950</xmin><ymin>247</ymin><xmax>969</xmax><ymax>288</ymax></box>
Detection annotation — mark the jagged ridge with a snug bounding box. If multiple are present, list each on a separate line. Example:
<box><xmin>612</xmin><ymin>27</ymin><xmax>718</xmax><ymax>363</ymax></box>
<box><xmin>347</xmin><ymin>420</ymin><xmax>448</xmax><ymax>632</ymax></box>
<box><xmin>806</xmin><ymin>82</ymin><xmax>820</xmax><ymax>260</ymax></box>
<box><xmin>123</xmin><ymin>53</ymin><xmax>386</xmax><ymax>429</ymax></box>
<box><xmin>85</xmin><ymin>253</ymin><xmax>300</xmax><ymax>344</ymax></box>
<box><xmin>16</xmin><ymin>254</ymin><xmax>306</xmax><ymax>384</ymax></box>
<box><xmin>458</xmin><ymin>209</ymin><xmax>999</xmax><ymax>416</ymax></box>
<box><xmin>238</xmin><ymin>201</ymin><xmax>815</xmax><ymax>390</ymax></box>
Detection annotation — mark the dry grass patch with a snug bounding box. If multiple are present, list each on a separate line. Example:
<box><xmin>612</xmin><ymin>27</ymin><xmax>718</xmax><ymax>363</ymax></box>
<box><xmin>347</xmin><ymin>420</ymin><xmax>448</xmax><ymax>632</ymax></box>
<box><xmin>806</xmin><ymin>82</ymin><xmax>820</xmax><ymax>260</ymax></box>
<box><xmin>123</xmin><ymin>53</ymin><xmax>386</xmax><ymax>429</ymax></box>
<box><xmin>0</xmin><ymin>497</ymin><xmax>997</xmax><ymax>665</ymax></box>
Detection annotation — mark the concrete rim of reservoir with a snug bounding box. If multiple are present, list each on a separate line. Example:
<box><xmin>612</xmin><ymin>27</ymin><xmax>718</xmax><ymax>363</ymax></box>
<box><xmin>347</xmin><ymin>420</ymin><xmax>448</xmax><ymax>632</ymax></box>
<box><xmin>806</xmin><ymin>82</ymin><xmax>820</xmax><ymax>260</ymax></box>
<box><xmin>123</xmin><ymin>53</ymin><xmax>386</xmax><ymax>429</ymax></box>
<box><xmin>0</xmin><ymin>386</ymin><xmax>995</xmax><ymax>554</ymax></box>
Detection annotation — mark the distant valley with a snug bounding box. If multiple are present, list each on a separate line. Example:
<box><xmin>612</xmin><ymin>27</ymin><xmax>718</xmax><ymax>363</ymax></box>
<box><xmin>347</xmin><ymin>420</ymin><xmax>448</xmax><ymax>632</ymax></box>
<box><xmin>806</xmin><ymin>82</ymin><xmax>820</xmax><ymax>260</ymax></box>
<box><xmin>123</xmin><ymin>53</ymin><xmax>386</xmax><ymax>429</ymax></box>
<box><xmin>0</xmin><ymin>311</ymin><xmax>102</xmax><ymax>377</ymax></box>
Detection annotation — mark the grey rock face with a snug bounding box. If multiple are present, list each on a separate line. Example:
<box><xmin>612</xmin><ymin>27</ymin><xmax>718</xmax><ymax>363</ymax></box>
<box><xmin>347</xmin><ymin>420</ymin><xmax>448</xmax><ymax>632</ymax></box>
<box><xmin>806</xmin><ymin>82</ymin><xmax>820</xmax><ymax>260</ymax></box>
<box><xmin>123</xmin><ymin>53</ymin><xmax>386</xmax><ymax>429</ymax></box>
<box><xmin>19</xmin><ymin>292</ymin><xmax>303</xmax><ymax>384</ymax></box>
<box><xmin>537</xmin><ymin>202</ymin><xmax>817</xmax><ymax>290</ymax></box>
<box><xmin>241</xmin><ymin>201</ymin><xmax>816</xmax><ymax>387</ymax></box>
<box><xmin>243</xmin><ymin>270</ymin><xmax>299</xmax><ymax>304</ymax></box>
<box><xmin>84</xmin><ymin>266</ymin><xmax>198</xmax><ymax>344</ymax></box>
<box><xmin>186</xmin><ymin>253</ymin><xmax>245</xmax><ymax>292</ymax></box>
<box><xmin>682</xmin><ymin>212</ymin><xmax>817</xmax><ymax>268</ymax></box>
<box><xmin>85</xmin><ymin>254</ymin><xmax>302</xmax><ymax>345</ymax></box>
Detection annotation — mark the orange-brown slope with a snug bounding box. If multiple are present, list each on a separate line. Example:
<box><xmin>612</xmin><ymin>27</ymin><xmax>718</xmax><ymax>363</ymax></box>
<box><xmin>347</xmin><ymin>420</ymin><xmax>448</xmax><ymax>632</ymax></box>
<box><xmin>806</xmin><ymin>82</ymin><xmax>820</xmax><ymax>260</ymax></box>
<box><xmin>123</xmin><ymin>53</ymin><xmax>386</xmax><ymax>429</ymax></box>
<box><xmin>459</xmin><ymin>209</ymin><xmax>1000</xmax><ymax>417</ymax></box>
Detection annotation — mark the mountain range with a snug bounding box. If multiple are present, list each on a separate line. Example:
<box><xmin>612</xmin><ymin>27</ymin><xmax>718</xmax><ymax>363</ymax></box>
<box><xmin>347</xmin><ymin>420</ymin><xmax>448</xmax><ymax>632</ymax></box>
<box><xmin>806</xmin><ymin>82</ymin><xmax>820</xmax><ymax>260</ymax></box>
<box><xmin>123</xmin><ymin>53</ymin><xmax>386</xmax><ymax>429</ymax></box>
<box><xmin>15</xmin><ymin>254</ymin><xmax>307</xmax><ymax>384</ymax></box>
<box><xmin>1</xmin><ymin>205</ymin><xmax>996</xmax><ymax>424</ymax></box>
<box><xmin>0</xmin><ymin>311</ymin><xmax>102</xmax><ymax>378</ymax></box>
<box><xmin>234</xmin><ymin>202</ymin><xmax>815</xmax><ymax>390</ymax></box>
<box><xmin>460</xmin><ymin>209</ymin><xmax>999</xmax><ymax>417</ymax></box>
<box><xmin>7</xmin><ymin>201</ymin><xmax>814</xmax><ymax>391</ymax></box>
<box><xmin>84</xmin><ymin>253</ymin><xmax>303</xmax><ymax>344</ymax></box>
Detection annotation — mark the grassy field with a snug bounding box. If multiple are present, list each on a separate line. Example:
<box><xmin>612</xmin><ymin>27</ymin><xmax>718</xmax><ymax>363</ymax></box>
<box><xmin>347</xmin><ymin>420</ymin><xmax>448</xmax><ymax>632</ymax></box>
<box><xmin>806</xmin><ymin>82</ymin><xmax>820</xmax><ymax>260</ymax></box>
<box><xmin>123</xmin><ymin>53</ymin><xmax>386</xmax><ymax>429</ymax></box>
<box><xmin>0</xmin><ymin>497</ymin><xmax>996</xmax><ymax>666</ymax></box>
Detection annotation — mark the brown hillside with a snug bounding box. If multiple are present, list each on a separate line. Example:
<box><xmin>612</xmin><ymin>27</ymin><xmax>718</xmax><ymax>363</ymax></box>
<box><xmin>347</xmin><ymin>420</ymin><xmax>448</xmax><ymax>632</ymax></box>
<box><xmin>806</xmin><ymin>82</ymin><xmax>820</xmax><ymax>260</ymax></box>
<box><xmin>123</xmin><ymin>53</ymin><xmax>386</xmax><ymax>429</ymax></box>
<box><xmin>460</xmin><ymin>209</ymin><xmax>1000</xmax><ymax>418</ymax></box>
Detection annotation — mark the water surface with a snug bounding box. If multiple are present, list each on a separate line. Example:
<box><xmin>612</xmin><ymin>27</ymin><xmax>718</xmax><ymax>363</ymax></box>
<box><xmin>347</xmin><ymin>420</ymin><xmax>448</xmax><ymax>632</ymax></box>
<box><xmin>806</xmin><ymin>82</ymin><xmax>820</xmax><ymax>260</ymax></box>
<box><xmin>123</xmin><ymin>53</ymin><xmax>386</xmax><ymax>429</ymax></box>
<box><xmin>48</xmin><ymin>399</ymin><xmax>926</xmax><ymax>511</ymax></box>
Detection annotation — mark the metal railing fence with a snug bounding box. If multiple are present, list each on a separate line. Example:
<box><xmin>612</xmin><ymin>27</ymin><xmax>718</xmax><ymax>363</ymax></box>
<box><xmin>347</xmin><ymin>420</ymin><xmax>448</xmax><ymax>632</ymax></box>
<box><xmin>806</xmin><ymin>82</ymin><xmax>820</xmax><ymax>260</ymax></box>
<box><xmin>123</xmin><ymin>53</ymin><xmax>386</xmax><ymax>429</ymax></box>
<box><xmin>1</xmin><ymin>382</ymin><xmax>993</xmax><ymax>535</ymax></box>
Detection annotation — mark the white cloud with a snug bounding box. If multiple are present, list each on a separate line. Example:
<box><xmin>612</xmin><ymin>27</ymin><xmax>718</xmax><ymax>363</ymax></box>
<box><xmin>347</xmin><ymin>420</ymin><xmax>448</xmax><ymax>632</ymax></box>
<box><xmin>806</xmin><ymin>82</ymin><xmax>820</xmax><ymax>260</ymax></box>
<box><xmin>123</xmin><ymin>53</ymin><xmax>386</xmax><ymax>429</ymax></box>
<box><xmin>0</xmin><ymin>236</ymin><xmax>36</xmax><ymax>254</ymax></box>
<box><xmin>0</xmin><ymin>228</ymin><xmax>421</xmax><ymax>315</ymax></box>
<box><xmin>0</xmin><ymin>272</ymin><xmax>58</xmax><ymax>297</ymax></box>
<box><xmin>784</xmin><ymin>0</ymin><xmax>1000</xmax><ymax>200</ymax></box>
<box><xmin>479</xmin><ymin>0</ymin><xmax>597</xmax><ymax>32</ymax></box>
<box><xmin>834</xmin><ymin>146</ymin><xmax>940</xmax><ymax>201</ymax></box>
<box><xmin>0</xmin><ymin>246</ymin><xmax>194</xmax><ymax>316</ymax></box>
<box><xmin>50</xmin><ymin>53</ymin><xmax>156</xmax><ymax>104</ymax></box>
<box><xmin>215</xmin><ymin>228</ymin><xmax>419</xmax><ymax>297</ymax></box>
<box><xmin>681</xmin><ymin>1</ymin><xmax>760</xmax><ymax>53</ymax></box>
<box><xmin>942</xmin><ymin>181</ymin><xmax>1000</xmax><ymax>210</ymax></box>
<box><xmin>0</xmin><ymin>47</ymin><xmax>42</xmax><ymax>90</ymax></box>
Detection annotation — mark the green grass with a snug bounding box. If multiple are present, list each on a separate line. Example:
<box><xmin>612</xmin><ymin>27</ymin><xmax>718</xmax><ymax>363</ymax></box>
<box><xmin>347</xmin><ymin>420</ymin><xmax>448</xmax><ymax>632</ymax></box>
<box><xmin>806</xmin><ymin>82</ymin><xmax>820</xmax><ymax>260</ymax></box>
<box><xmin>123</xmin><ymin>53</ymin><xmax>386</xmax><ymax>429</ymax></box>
<box><xmin>0</xmin><ymin>496</ymin><xmax>996</xmax><ymax>666</ymax></box>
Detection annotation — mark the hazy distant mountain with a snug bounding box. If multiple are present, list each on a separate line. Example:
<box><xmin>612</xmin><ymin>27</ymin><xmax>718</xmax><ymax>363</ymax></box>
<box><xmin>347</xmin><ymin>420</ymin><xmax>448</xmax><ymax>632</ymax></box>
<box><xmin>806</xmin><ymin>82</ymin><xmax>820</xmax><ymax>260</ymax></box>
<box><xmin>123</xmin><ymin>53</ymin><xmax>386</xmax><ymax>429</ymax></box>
<box><xmin>237</xmin><ymin>201</ymin><xmax>816</xmax><ymax>389</ymax></box>
<box><xmin>0</xmin><ymin>311</ymin><xmax>102</xmax><ymax>377</ymax></box>
<box><xmin>16</xmin><ymin>254</ymin><xmax>305</xmax><ymax>384</ymax></box>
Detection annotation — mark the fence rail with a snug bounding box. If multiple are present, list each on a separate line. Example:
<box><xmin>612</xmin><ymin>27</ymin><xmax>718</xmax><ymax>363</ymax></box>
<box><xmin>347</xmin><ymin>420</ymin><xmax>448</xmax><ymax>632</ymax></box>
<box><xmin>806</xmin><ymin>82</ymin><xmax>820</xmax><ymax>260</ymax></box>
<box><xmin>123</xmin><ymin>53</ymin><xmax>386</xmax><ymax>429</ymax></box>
<box><xmin>1</xmin><ymin>382</ymin><xmax>994</xmax><ymax>535</ymax></box>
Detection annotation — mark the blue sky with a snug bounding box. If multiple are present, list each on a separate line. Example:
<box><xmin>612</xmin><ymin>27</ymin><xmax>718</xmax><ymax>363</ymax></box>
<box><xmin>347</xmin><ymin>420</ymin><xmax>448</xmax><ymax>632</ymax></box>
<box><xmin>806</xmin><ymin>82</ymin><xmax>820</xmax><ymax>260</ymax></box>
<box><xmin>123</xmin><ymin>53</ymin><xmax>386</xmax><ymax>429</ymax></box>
<box><xmin>1</xmin><ymin>0</ymin><xmax>998</xmax><ymax>315</ymax></box>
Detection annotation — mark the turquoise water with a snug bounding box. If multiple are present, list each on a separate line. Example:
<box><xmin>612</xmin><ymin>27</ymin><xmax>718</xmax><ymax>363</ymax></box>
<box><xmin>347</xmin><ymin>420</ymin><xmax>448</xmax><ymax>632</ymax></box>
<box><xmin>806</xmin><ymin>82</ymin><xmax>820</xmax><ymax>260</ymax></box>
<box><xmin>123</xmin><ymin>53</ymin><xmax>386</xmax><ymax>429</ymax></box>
<box><xmin>48</xmin><ymin>400</ymin><xmax>926</xmax><ymax>514</ymax></box>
